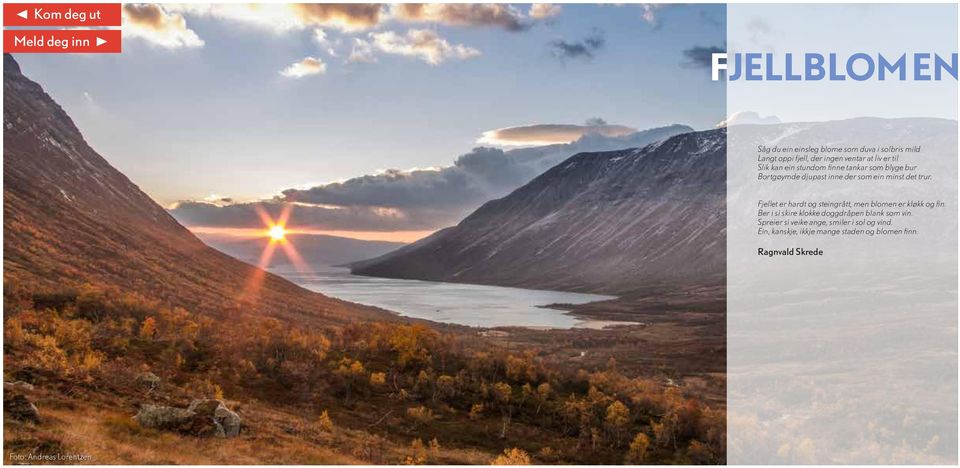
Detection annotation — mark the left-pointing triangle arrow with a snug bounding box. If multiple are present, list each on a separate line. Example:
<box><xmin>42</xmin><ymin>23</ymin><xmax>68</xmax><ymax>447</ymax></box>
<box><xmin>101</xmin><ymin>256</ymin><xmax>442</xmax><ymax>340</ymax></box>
<box><xmin>17</xmin><ymin>10</ymin><xmax>28</xmax><ymax>19</ymax></box>
<box><xmin>96</xmin><ymin>37</ymin><xmax>107</xmax><ymax>47</ymax></box>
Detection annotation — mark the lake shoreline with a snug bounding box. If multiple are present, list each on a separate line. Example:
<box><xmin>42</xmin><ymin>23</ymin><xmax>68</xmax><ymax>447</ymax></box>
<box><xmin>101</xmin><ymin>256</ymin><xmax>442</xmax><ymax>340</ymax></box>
<box><xmin>274</xmin><ymin>266</ymin><xmax>621</xmax><ymax>329</ymax></box>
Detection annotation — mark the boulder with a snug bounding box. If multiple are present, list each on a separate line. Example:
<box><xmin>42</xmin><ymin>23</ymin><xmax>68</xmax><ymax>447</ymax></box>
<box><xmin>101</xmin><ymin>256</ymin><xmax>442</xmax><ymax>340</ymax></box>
<box><xmin>133</xmin><ymin>404</ymin><xmax>193</xmax><ymax>431</ymax></box>
<box><xmin>135</xmin><ymin>372</ymin><xmax>161</xmax><ymax>390</ymax></box>
<box><xmin>133</xmin><ymin>399</ymin><xmax>241</xmax><ymax>438</ymax></box>
<box><xmin>4</xmin><ymin>394</ymin><xmax>40</xmax><ymax>424</ymax></box>
<box><xmin>4</xmin><ymin>381</ymin><xmax>35</xmax><ymax>392</ymax></box>
<box><xmin>188</xmin><ymin>399</ymin><xmax>241</xmax><ymax>438</ymax></box>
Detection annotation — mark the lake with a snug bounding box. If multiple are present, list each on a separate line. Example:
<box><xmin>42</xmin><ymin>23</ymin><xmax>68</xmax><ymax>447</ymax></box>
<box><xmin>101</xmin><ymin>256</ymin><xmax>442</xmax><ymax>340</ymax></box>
<box><xmin>275</xmin><ymin>267</ymin><xmax>621</xmax><ymax>329</ymax></box>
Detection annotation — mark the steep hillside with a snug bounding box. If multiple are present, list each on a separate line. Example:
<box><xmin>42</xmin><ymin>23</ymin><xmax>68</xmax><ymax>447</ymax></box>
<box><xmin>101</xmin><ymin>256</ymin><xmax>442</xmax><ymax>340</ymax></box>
<box><xmin>352</xmin><ymin>130</ymin><xmax>726</xmax><ymax>295</ymax></box>
<box><xmin>2</xmin><ymin>54</ymin><xmax>386</xmax><ymax>324</ymax></box>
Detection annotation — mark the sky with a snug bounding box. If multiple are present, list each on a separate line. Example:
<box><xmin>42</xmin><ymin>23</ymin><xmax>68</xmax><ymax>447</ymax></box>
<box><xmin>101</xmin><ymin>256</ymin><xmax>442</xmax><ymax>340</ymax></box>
<box><xmin>14</xmin><ymin>3</ymin><xmax>726</xmax><ymax>241</ymax></box>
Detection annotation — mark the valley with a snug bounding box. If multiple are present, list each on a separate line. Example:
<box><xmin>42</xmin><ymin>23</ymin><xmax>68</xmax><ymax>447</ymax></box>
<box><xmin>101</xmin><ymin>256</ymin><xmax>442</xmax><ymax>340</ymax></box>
<box><xmin>3</xmin><ymin>52</ymin><xmax>725</xmax><ymax>465</ymax></box>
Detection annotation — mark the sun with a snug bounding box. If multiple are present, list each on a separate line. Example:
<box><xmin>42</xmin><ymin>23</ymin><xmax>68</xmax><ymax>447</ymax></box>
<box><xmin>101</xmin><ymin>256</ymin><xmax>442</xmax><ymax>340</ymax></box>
<box><xmin>268</xmin><ymin>225</ymin><xmax>287</xmax><ymax>241</ymax></box>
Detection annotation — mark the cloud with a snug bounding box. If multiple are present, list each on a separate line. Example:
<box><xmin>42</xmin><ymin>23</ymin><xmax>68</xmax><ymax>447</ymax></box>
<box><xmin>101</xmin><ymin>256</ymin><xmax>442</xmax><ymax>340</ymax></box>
<box><xmin>172</xmin><ymin>148</ymin><xmax>534</xmax><ymax>231</ymax></box>
<box><xmin>747</xmin><ymin>18</ymin><xmax>772</xmax><ymax>41</ymax></box>
<box><xmin>699</xmin><ymin>10</ymin><xmax>723</xmax><ymax>27</ymax></box>
<box><xmin>744</xmin><ymin>18</ymin><xmax>777</xmax><ymax>52</ymax></box>
<box><xmin>716</xmin><ymin>111</ymin><xmax>781</xmax><ymax>128</ymax></box>
<box><xmin>681</xmin><ymin>45</ymin><xmax>724</xmax><ymax>68</ymax></box>
<box><xmin>279</xmin><ymin>149</ymin><xmax>528</xmax><ymax>211</ymax></box>
<box><xmin>312</xmin><ymin>28</ymin><xmax>339</xmax><ymax>56</ymax></box>
<box><xmin>355</xmin><ymin>29</ymin><xmax>480</xmax><ymax>65</ymax></box>
<box><xmin>392</xmin><ymin>4</ymin><xmax>529</xmax><ymax>31</ymax></box>
<box><xmin>166</xmin><ymin>3</ymin><xmax>385</xmax><ymax>32</ymax></box>
<box><xmin>478</xmin><ymin>118</ymin><xmax>635</xmax><ymax>146</ymax></box>
<box><xmin>170</xmin><ymin>151</ymin><xmax>527</xmax><ymax>231</ymax></box>
<box><xmin>640</xmin><ymin>4</ymin><xmax>664</xmax><ymax>28</ymax></box>
<box><xmin>169</xmin><ymin>124</ymin><xmax>693</xmax><ymax>232</ymax></box>
<box><xmin>549</xmin><ymin>29</ymin><xmax>605</xmax><ymax>61</ymax></box>
<box><xmin>280</xmin><ymin>57</ymin><xmax>327</xmax><ymax>78</ymax></box>
<box><xmin>166</xmin><ymin>4</ymin><xmax>535</xmax><ymax>33</ymax></box>
<box><xmin>348</xmin><ymin>38</ymin><xmax>377</xmax><ymax>63</ymax></box>
<box><xmin>529</xmin><ymin>4</ymin><xmax>562</xmax><ymax>19</ymax></box>
<box><xmin>313</xmin><ymin>28</ymin><xmax>328</xmax><ymax>45</ymax></box>
<box><xmin>122</xmin><ymin>4</ymin><xmax>204</xmax><ymax>49</ymax></box>
<box><xmin>292</xmin><ymin>3</ymin><xmax>384</xmax><ymax>30</ymax></box>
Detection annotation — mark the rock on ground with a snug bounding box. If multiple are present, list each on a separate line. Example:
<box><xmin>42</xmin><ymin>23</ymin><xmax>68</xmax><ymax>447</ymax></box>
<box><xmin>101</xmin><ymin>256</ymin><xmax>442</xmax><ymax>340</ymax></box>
<box><xmin>4</xmin><ymin>381</ymin><xmax>35</xmax><ymax>392</ymax></box>
<box><xmin>133</xmin><ymin>399</ymin><xmax>241</xmax><ymax>438</ymax></box>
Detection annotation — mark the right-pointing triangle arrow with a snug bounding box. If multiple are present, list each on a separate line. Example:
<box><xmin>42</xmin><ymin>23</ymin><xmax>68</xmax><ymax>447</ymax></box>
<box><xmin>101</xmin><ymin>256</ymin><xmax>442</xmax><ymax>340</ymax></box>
<box><xmin>17</xmin><ymin>10</ymin><xmax>27</xmax><ymax>19</ymax></box>
<box><xmin>96</xmin><ymin>37</ymin><xmax>107</xmax><ymax>47</ymax></box>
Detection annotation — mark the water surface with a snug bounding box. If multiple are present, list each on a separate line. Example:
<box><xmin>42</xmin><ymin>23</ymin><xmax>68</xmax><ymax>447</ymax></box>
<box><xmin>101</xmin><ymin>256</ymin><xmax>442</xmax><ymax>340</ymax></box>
<box><xmin>277</xmin><ymin>267</ymin><xmax>619</xmax><ymax>329</ymax></box>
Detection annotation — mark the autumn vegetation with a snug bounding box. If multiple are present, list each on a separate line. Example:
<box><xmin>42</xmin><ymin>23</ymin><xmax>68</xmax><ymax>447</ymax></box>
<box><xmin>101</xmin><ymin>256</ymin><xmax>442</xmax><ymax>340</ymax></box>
<box><xmin>3</xmin><ymin>281</ymin><xmax>724</xmax><ymax>464</ymax></box>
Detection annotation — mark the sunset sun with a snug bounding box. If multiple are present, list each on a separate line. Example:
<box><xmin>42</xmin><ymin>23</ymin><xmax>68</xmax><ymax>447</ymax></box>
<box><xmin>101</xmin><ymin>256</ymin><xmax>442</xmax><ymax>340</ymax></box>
<box><xmin>268</xmin><ymin>225</ymin><xmax>287</xmax><ymax>241</ymax></box>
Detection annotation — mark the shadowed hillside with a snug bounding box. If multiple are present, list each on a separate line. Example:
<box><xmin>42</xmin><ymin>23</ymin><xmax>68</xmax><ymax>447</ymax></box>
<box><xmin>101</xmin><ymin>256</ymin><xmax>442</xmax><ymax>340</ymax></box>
<box><xmin>351</xmin><ymin>130</ymin><xmax>726</xmax><ymax>296</ymax></box>
<box><xmin>2</xmin><ymin>53</ymin><xmax>387</xmax><ymax>325</ymax></box>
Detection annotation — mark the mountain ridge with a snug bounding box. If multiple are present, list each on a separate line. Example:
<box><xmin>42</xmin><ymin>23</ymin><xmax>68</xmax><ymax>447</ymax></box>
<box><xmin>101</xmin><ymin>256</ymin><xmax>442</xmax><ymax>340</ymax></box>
<box><xmin>351</xmin><ymin>129</ymin><xmax>726</xmax><ymax>295</ymax></box>
<box><xmin>3</xmin><ymin>53</ymin><xmax>389</xmax><ymax>324</ymax></box>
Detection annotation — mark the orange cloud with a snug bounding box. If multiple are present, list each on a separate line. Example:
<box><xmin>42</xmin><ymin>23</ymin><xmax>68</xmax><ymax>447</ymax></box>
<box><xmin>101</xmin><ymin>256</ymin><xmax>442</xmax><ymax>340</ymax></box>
<box><xmin>393</xmin><ymin>4</ymin><xmax>528</xmax><ymax>31</ymax></box>
<box><xmin>529</xmin><ymin>4</ymin><xmax>562</xmax><ymax>19</ymax></box>
<box><xmin>356</xmin><ymin>29</ymin><xmax>480</xmax><ymax>65</ymax></box>
<box><xmin>291</xmin><ymin>3</ymin><xmax>384</xmax><ymax>31</ymax></box>
<box><xmin>166</xmin><ymin>4</ymin><xmax>385</xmax><ymax>32</ymax></box>
<box><xmin>123</xmin><ymin>4</ymin><xmax>203</xmax><ymax>48</ymax></box>
<box><xmin>280</xmin><ymin>56</ymin><xmax>327</xmax><ymax>78</ymax></box>
<box><xmin>478</xmin><ymin>120</ymin><xmax>636</xmax><ymax>146</ymax></box>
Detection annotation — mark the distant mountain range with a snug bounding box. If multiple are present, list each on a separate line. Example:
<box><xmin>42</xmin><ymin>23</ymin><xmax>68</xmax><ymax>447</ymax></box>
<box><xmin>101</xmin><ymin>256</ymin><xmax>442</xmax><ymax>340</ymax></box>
<box><xmin>2</xmin><ymin>54</ymin><xmax>386</xmax><ymax>324</ymax></box>
<box><xmin>351</xmin><ymin>130</ymin><xmax>726</xmax><ymax>295</ymax></box>
<box><xmin>197</xmin><ymin>232</ymin><xmax>404</xmax><ymax>269</ymax></box>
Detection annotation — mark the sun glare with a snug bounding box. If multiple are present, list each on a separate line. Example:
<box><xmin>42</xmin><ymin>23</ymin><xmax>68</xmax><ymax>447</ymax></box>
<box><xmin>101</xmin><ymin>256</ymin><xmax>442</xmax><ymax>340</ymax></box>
<box><xmin>269</xmin><ymin>225</ymin><xmax>286</xmax><ymax>241</ymax></box>
<box><xmin>241</xmin><ymin>204</ymin><xmax>310</xmax><ymax>303</ymax></box>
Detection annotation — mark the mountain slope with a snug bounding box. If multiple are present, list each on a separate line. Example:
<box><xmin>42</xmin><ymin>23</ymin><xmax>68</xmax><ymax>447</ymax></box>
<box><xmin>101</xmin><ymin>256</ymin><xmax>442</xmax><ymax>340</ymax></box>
<box><xmin>2</xmin><ymin>54</ymin><xmax>386</xmax><ymax>324</ymax></box>
<box><xmin>351</xmin><ymin>129</ymin><xmax>726</xmax><ymax>295</ymax></box>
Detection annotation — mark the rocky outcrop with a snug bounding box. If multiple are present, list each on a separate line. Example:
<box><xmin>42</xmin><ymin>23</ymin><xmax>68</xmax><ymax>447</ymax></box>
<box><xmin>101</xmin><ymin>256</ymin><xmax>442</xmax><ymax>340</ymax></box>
<box><xmin>133</xmin><ymin>399</ymin><xmax>241</xmax><ymax>438</ymax></box>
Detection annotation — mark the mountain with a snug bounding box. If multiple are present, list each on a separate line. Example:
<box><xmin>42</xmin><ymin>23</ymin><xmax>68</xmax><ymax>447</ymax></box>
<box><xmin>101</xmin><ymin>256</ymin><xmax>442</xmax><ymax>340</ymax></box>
<box><xmin>506</xmin><ymin>123</ymin><xmax>696</xmax><ymax>175</ymax></box>
<box><xmin>2</xmin><ymin>54</ymin><xmax>386</xmax><ymax>324</ymax></box>
<box><xmin>196</xmin><ymin>232</ymin><xmax>405</xmax><ymax>269</ymax></box>
<box><xmin>351</xmin><ymin>129</ymin><xmax>725</xmax><ymax>295</ymax></box>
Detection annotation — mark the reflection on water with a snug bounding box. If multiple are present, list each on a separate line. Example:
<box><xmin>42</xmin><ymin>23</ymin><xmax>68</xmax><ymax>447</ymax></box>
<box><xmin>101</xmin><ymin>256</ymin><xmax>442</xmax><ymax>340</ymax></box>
<box><xmin>276</xmin><ymin>267</ymin><xmax>619</xmax><ymax>329</ymax></box>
